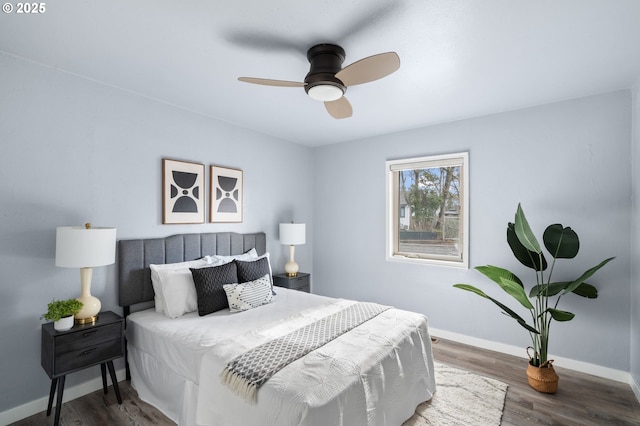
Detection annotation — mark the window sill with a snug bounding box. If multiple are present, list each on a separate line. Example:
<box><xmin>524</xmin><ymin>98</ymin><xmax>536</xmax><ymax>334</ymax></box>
<box><xmin>386</xmin><ymin>254</ymin><xmax>468</xmax><ymax>269</ymax></box>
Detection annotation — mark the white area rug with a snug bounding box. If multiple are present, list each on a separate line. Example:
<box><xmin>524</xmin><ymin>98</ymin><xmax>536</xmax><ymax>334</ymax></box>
<box><xmin>403</xmin><ymin>363</ymin><xmax>508</xmax><ymax>426</ymax></box>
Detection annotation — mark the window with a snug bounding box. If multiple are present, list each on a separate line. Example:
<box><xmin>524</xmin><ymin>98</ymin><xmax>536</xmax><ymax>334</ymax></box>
<box><xmin>386</xmin><ymin>152</ymin><xmax>469</xmax><ymax>268</ymax></box>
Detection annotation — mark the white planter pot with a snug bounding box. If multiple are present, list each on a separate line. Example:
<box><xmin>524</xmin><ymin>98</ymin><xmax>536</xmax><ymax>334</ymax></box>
<box><xmin>54</xmin><ymin>315</ymin><xmax>74</xmax><ymax>331</ymax></box>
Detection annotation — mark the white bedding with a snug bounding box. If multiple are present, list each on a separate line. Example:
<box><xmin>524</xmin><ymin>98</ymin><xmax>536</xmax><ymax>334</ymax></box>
<box><xmin>126</xmin><ymin>288</ymin><xmax>436</xmax><ymax>426</ymax></box>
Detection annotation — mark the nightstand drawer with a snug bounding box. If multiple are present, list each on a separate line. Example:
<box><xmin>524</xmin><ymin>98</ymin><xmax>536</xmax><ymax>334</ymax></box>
<box><xmin>288</xmin><ymin>276</ymin><xmax>307</xmax><ymax>286</ymax></box>
<box><xmin>273</xmin><ymin>272</ymin><xmax>310</xmax><ymax>293</ymax></box>
<box><xmin>294</xmin><ymin>284</ymin><xmax>310</xmax><ymax>293</ymax></box>
<box><xmin>54</xmin><ymin>338</ymin><xmax>122</xmax><ymax>376</ymax></box>
<box><xmin>56</xmin><ymin>323</ymin><xmax>121</xmax><ymax>353</ymax></box>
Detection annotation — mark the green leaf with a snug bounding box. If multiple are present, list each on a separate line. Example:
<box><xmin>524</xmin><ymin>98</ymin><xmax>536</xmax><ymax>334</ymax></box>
<box><xmin>571</xmin><ymin>282</ymin><xmax>598</xmax><ymax>298</ymax></box>
<box><xmin>470</xmin><ymin>265</ymin><xmax>533</xmax><ymax>309</ymax></box>
<box><xmin>530</xmin><ymin>281</ymin><xmax>598</xmax><ymax>299</ymax></box>
<box><xmin>543</xmin><ymin>224</ymin><xmax>579</xmax><ymax>259</ymax></box>
<box><xmin>42</xmin><ymin>298</ymin><xmax>84</xmax><ymax>322</ymax></box>
<box><xmin>497</xmin><ymin>276</ymin><xmax>534</xmax><ymax>309</ymax></box>
<box><xmin>562</xmin><ymin>257</ymin><xmax>615</xmax><ymax>295</ymax></box>
<box><xmin>453</xmin><ymin>284</ymin><xmax>490</xmax><ymax>299</ymax></box>
<box><xmin>529</xmin><ymin>282</ymin><xmax>567</xmax><ymax>297</ymax></box>
<box><xmin>475</xmin><ymin>265</ymin><xmax>524</xmax><ymax>288</ymax></box>
<box><xmin>514</xmin><ymin>203</ymin><xmax>541</xmax><ymax>253</ymax></box>
<box><xmin>453</xmin><ymin>284</ymin><xmax>539</xmax><ymax>334</ymax></box>
<box><xmin>516</xmin><ymin>318</ymin><xmax>540</xmax><ymax>334</ymax></box>
<box><xmin>507</xmin><ymin>223</ymin><xmax>547</xmax><ymax>271</ymax></box>
<box><xmin>547</xmin><ymin>308</ymin><xmax>575</xmax><ymax>321</ymax></box>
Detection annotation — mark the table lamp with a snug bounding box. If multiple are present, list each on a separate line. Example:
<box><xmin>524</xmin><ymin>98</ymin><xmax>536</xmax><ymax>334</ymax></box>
<box><xmin>279</xmin><ymin>222</ymin><xmax>306</xmax><ymax>277</ymax></box>
<box><xmin>55</xmin><ymin>223</ymin><xmax>117</xmax><ymax>324</ymax></box>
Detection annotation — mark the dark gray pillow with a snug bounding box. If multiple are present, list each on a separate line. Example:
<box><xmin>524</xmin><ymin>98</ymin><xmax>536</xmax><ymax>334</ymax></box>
<box><xmin>190</xmin><ymin>262</ymin><xmax>238</xmax><ymax>316</ymax></box>
<box><xmin>234</xmin><ymin>255</ymin><xmax>275</xmax><ymax>294</ymax></box>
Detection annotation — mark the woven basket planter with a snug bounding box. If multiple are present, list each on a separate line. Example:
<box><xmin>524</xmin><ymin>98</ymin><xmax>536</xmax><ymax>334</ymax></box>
<box><xmin>526</xmin><ymin>362</ymin><xmax>559</xmax><ymax>393</ymax></box>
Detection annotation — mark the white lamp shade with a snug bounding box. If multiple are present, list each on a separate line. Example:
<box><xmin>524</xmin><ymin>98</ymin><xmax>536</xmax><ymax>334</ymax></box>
<box><xmin>56</xmin><ymin>226</ymin><xmax>117</xmax><ymax>268</ymax></box>
<box><xmin>279</xmin><ymin>223</ymin><xmax>306</xmax><ymax>245</ymax></box>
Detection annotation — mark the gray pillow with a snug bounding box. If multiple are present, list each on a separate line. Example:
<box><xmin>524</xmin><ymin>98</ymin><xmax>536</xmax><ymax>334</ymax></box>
<box><xmin>234</xmin><ymin>255</ymin><xmax>275</xmax><ymax>294</ymax></box>
<box><xmin>190</xmin><ymin>261</ymin><xmax>238</xmax><ymax>316</ymax></box>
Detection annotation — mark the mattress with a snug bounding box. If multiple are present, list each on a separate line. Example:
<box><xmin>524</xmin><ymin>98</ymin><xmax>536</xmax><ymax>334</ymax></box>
<box><xmin>126</xmin><ymin>288</ymin><xmax>435</xmax><ymax>425</ymax></box>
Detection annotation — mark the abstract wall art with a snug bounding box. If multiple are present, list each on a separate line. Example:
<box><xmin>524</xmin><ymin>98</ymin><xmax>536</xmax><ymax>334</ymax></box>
<box><xmin>210</xmin><ymin>165</ymin><xmax>243</xmax><ymax>223</ymax></box>
<box><xmin>162</xmin><ymin>158</ymin><xmax>205</xmax><ymax>224</ymax></box>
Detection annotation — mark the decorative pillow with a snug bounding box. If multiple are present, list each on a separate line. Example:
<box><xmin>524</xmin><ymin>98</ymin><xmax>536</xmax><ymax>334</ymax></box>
<box><xmin>156</xmin><ymin>268</ymin><xmax>200</xmax><ymax>318</ymax></box>
<box><xmin>234</xmin><ymin>253</ymin><xmax>274</xmax><ymax>294</ymax></box>
<box><xmin>150</xmin><ymin>259</ymin><xmax>209</xmax><ymax>314</ymax></box>
<box><xmin>223</xmin><ymin>274</ymin><xmax>274</xmax><ymax>313</ymax></box>
<box><xmin>204</xmin><ymin>248</ymin><xmax>258</xmax><ymax>265</ymax></box>
<box><xmin>190</xmin><ymin>261</ymin><xmax>238</xmax><ymax>316</ymax></box>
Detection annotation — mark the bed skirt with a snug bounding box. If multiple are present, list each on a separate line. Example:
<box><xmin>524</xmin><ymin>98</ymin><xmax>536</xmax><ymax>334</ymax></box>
<box><xmin>129</xmin><ymin>345</ymin><xmax>200</xmax><ymax>425</ymax></box>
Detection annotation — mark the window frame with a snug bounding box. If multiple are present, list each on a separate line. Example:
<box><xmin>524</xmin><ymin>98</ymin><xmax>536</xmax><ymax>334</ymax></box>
<box><xmin>385</xmin><ymin>152</ymin><xmax>469</xmax><ymax>268</ymax></box>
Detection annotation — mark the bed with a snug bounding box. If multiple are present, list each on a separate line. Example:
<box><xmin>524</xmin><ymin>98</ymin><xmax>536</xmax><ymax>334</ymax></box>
<box><xmin>118</xmin><ymin>232</ymin><xmax>436</xmax><ymax>425</ymax></box>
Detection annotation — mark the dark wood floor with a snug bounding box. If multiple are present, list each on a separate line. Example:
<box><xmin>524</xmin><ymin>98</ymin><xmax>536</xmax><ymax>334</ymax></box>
<box><xmin>12</xmin><ymin>338</ymin><xmax>640</xmax><ymax>425</ymax></box>
<box><xmin>432</xmin><ymin>338</ymin><xmax>640</xmax><ymax>426</ymax></box>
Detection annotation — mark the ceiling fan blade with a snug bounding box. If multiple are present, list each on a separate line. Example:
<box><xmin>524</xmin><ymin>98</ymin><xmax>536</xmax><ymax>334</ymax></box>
<box><xmin>238</xmin><ymin>77</ymin><xmax>305</xmax><ymax>87</ymax></box>
<box><xmin>335</xmin><ymin>52</ymin><xmax>400</xmax><ymax>87</ymax></box>
<box><xmin>325</xmin><ymin>97</ymin><xmax>353</xmax><ymax>119</ymax></box>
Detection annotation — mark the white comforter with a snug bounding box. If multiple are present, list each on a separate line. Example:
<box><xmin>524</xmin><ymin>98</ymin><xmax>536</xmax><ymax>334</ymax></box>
<box><xmin>127</xmin><ymin>289</ymin><xmax>435</xmax><ymax>426</ymax></box>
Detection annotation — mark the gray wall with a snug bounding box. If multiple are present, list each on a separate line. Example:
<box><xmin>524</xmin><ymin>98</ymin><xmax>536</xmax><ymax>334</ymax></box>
<box><xmin>0</xmin><ymin>53</ymin><xmax>314</xmax><ymax>412</ymax></box>
<box><xmin>313</xmin><ymin>91</ymin><xmax>632</xmax><ymax>371</ymax></box>
<box><xmin>632</xmin><ymin>81</ymin><xmax>640</xmax><ymax>391</ymax></box>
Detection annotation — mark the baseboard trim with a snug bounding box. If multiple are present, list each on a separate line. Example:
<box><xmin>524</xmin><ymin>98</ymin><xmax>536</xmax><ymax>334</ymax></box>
<box><xmin>0</xmin><ymin>368</ymin><xmax>126</xmax><ymax>425</ymax></box>
<box><xmin>631</xmin><ymin>373</ymin><xmax>640</xmax><ymax>403</ymax></box>
<box><xmin>429</xmin><ymin>327</ymin><xmax>632</xmax><ymax>384</ymax></box>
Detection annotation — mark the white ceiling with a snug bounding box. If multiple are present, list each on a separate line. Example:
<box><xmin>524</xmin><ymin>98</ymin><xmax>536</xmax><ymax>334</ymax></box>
<box><xmin>2</xmin><ymin>0</ymin><xmax>640</xmax><ymax>147</ymax></box>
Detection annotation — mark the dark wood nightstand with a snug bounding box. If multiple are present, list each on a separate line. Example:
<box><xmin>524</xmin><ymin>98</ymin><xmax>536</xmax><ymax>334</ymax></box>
<box><xmin>41</xmin><ymin>311</ymin><xmax>124</xmax><ymax>426</ymax></box>
<box><xmin>273</xmin><ymin>272</ymin><xmax>310</xmax><ymax>293</ymax></box>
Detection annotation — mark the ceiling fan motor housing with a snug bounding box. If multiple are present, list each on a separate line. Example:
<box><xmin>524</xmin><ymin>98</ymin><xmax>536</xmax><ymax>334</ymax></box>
<box><xmin>304</xmin><ymin>44</ymin><xmax>347</xmax><ymax>97</ymax></box>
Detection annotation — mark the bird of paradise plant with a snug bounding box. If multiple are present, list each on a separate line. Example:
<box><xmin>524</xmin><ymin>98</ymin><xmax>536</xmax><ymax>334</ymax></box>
<box><xmin>454</xmin><ymin>203</ymin><xmax>614</xmax><ymax>367</ymax></box>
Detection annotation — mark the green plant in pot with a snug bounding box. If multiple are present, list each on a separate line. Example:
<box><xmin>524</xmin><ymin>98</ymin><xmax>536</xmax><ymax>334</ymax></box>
<box><xmin>454</xmin><ymin>203</ymin><xmax>614</xmax><ymax>393</ymax></box>
<box><xmin>42</xmin><ymin>299</ymin><xmax>83</xmax><ymax>331</ymax></box>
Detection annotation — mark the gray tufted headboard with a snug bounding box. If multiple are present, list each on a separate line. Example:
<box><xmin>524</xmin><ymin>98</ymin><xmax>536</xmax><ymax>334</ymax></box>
<box><xmin>118</xmin><ymin>232</ymin><xmax>266</xmax><ymax>314</ymax></box>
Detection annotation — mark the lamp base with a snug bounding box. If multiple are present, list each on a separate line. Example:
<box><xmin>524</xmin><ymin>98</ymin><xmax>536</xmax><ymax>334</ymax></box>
<box><xmin>75</xmin><ymin>314</ymin><xmax>98</xmax><ymax>325</ymax></box>
<box><xmin>284</xmin><ymin>245</ymin><xmax>300</xmax><ymax>277</ymax></box>
<box><xmin>284</xmin><ymin>260</ymin><xmax>299</xmax><ymax>277</ymax></box>
<box><xmin>76</xmin><ymin>267</ymin><xmax>102</xmax><ymax>324</ymax></box>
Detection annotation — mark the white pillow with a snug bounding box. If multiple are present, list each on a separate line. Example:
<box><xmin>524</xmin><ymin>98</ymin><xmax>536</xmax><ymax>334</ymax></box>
<box><xmin>150</xmin><ymin>259</ymin><xmax>208</xmax><ymax>314</ymax></box>
<box><xmin>157</xmin><ymin>268</ymin><xmax>201</xmax><ymax>318</ymax></box>
<box><xmin>204</xmin><ymin>248</ymin><xmax>258</xmax><ymax>265</ymax></box>
<box><xmin>223</xmin><ymin>274</ymin><xmax>274</xmax><ymax>313</ymax></box>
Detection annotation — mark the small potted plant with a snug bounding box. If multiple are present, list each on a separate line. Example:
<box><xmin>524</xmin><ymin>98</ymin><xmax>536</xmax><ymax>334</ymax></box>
<box><xmin>42</xmin><ymin>299</ymin><xmax>83</xmax><ymax>331</ymax></box>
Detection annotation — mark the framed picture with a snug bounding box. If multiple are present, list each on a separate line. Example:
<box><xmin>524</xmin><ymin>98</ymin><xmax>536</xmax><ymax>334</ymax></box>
<box><xmin>210</xmin><ymin>165</ymin><xmax>243</xmax><ymax>223</ymax></box>
<box><xmin>162</xmin><ymin>159</ymin><xmax>205</xmax><ymax>224</ymax></box>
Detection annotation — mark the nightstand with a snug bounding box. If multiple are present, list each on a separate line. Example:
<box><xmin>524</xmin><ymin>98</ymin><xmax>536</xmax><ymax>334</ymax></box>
<box><xmin>41</xmin><ymin>311</ymin><xmax>124</xmax><ymax>426</ymax></box>
<box><xmin>273</xmin><ymin>272</ymin><xmax>310</xmax><ymax>293</ymax></box>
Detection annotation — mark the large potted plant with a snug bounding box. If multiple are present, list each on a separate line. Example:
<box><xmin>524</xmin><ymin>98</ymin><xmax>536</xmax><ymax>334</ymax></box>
<box><xmin>454</xmin><ymin>203</ymin><xmax>613</xmax><ymax>393</ymax></box>
<box><xmin>42</xmin><ymin>299</ymin><xmax>83</xmax><ymax>331</ymax></box>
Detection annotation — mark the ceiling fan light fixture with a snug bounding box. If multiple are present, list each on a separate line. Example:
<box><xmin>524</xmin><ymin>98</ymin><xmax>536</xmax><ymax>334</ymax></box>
<box><xmin>237</xmin><ymin>43</ymin><xmax>400</xmax><ymax>119</ymax></box>
<box><xmin>307</xmin><ymin>84</ymin><xmax>344</xmax><ymax>102</ymax></box>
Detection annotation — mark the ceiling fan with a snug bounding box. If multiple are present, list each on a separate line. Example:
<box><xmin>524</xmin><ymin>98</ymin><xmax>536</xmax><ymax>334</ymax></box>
<box><xmin>238</xmin><ymin>44</ymin><xmax>400</xmax><ymax>119</ymax></box>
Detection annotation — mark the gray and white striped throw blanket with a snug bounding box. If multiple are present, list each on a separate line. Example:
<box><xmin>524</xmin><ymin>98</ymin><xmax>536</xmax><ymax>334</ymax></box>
<box><xmin>220</xmin><ymin>302</ymin><xmax>390</xmax><ymax>403</ymax></box>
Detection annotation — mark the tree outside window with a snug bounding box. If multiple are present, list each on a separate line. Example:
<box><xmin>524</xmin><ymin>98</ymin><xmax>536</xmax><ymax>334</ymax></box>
<box><xmin>386</xmin><ymin>152</ymin><xmax>468</xmax><ymax>267</ymax></box>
